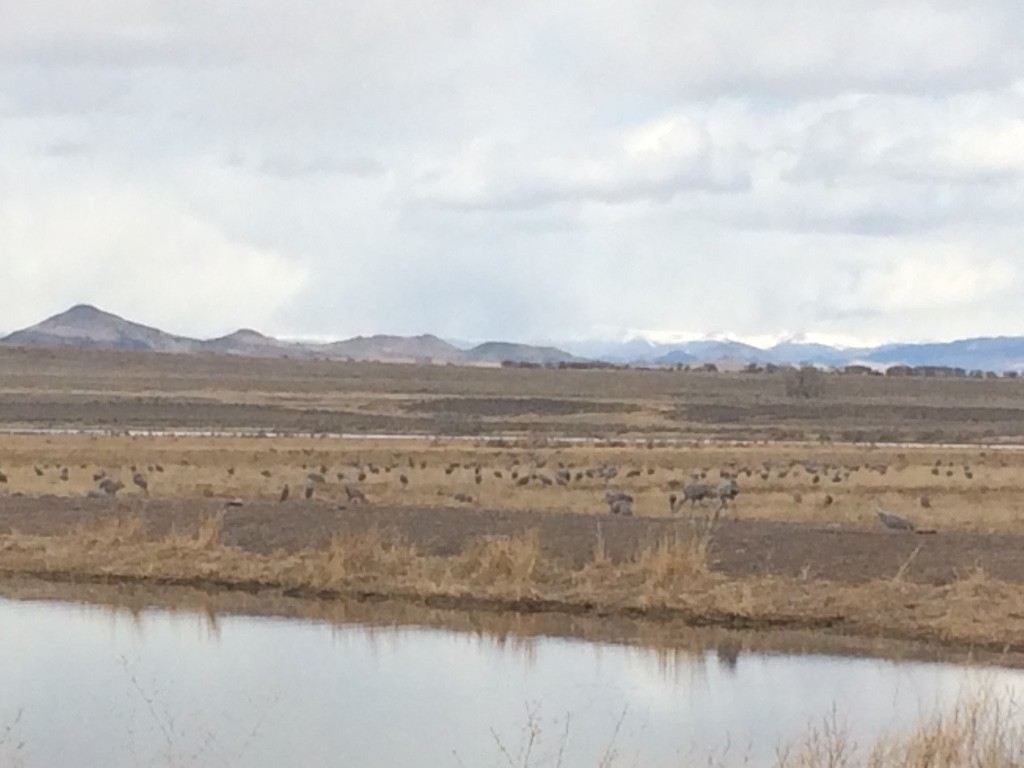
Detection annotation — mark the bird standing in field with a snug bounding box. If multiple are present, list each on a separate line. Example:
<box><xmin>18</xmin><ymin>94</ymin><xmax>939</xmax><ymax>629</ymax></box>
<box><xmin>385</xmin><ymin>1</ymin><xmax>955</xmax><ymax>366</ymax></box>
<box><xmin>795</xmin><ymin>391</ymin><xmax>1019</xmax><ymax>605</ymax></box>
<box><xmin>279</xmin><ymin>484</ymin><xmax>290</xmax><ymax>503</ymax></box>
<box><xmin>98</xmin><ymin>477</ymin><xmax>125</xmax><ymax>496</ymax></box>
<box><xmin>344</xmin><ymin>483</ymin><xmax>367</xmax><ymax>504</ymax></box>
<box><xmin>132</xmin><ymin>472</ymin><xmax>149</xmax><ymax>496</ymax></box>
<box><xmin>875</xmin><ymin>500</ymin><xmax>915</xmax><ymax>532</ymax></box>
<box><xmin>604</xmin><ymin>489</ymin><xmax>634</xmax><ymax>516</ymax></box>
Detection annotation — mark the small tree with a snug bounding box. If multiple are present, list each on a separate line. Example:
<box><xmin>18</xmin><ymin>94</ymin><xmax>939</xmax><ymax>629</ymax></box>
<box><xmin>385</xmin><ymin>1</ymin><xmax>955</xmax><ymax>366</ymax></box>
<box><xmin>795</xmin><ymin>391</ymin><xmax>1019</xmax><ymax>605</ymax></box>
<box><xmin>785</xmin><ymin>365</ymin><xmax>825</xmax><ymax>399</ymax></box>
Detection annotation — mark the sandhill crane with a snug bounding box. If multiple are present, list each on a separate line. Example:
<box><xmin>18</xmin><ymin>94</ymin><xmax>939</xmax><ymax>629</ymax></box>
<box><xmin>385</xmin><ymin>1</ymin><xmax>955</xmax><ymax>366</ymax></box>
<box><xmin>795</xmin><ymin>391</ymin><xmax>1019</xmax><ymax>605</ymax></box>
<box><xmin>875</xmin><ymin>500</ymin><xmax>914</xmax><ymax>532</ymax></box>
<box><xmin>717</xmin><ymin>478</ymin><xmax>740</xmax><ymax>506</ymax></box>
<box><xmin>0</xmin><ymin>469</ymin><xmax>8</xmax><ymax>484</ymax></box>
<box><xmin>98</xmin><ymin>477</ymin><xmax>125</xmax><ymax>496</ymax></box>
<box><xmin>279</xmin><ymin>484</ymin><xmax>290</xmax><ymax>503</ymax></box>
<box><xmin>676</xmin><ymin>482</ymin><xmax>714</xmax><ymax>508</ymax></box>
<box><xmin>605</xmin><ymin>489</ymin><xmax>633</xmax><ymax>516</ymax></box>
<box><xmin>344</xmin><ymin>483</ymin><xmax>367</xmax><ymax>504</ymax></box>
<box><xmin>132</xmin><ymin>472</ymin><xmax>149</xmax><ymax>496</ymax></box>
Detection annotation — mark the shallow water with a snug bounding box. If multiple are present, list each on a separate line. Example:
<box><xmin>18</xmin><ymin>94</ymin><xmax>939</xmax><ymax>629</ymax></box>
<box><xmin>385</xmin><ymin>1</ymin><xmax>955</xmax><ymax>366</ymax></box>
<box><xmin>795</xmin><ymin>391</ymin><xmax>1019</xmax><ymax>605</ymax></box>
<box><xmin>1</xmin><ymin>597</ymin><xmax>1022</xmax><ymax>767</ymax></box>
<box><xmin>3</xmin><ymin>424</ymin><xmax>1023</xmax><ymax>451</ymax></box>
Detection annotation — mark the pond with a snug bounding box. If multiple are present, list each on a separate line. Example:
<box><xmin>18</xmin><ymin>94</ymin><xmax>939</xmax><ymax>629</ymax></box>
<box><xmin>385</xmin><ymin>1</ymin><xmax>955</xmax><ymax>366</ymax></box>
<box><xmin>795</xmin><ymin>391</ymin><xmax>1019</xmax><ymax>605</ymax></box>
<box><xmin>1</xmin><ymin>596</ymin><xmax>1022</xmax><ymax>767</ymax></box>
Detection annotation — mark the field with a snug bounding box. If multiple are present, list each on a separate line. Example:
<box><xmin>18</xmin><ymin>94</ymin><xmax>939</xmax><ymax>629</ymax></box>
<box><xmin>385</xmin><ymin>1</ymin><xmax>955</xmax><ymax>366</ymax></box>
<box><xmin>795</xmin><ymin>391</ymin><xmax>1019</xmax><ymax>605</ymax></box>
<box><xmin>4</xmin><ymin>346</ymin><xmax>1024</xmax><ymax>657</ymax></box>
<box><xmin>6</xmin><ymin>345</ymin><xmax>1024</xmax><ymax>442</ymax></box>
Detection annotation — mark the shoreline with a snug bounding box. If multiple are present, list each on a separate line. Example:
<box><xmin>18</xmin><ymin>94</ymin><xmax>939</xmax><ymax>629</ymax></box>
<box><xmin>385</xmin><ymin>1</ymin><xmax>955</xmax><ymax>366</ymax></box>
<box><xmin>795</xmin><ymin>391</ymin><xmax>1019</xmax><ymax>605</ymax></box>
<box><xmin>2</xmin><ymin>519</ymin><xmax>1023</xmax><ymax>668</ymax></box>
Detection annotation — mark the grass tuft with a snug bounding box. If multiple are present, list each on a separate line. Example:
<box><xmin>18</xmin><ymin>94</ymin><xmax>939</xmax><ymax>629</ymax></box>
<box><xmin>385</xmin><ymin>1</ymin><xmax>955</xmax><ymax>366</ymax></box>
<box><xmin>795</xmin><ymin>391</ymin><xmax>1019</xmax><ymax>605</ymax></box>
<box><xmin>458</xmin><ymin>530</ymin><xmax>543</xmax><ymax>596</ymax></box>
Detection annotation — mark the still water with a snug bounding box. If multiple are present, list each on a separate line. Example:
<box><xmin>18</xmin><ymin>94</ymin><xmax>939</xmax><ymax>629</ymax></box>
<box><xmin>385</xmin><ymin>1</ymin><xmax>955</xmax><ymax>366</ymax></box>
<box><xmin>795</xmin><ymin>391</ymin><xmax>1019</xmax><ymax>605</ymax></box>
<box><xmin>1</xmin><ymin>597</ymin><xmax>1022</xmax><ymax>767</ymax></box>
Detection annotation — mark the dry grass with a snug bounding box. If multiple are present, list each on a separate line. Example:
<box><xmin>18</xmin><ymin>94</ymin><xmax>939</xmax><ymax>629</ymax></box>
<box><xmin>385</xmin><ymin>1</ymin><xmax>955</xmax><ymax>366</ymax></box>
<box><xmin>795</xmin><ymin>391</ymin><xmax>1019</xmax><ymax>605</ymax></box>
<box><xmin>485</xmin><ymin>691</ymin><xmax>1024</xmax><ymax>768</ymax></box>
<box><xmin>4</xmin><ymin>433</ymin><xmax>1024</xmax><ymax>534</ymax></box>
<box><xmin>457</xmin><ymin>530</ymin><xmax>544</xmax><ymax>597</ymax></box>
<box><xmin>774</xmin><ymin>694</ymin><xmax>1024</xmax><ymax>768</ymax></box>
<box><xmin>4</xmin><ymin>513</ymin><xmax>1024</xmax><ymax>652</ymax></box>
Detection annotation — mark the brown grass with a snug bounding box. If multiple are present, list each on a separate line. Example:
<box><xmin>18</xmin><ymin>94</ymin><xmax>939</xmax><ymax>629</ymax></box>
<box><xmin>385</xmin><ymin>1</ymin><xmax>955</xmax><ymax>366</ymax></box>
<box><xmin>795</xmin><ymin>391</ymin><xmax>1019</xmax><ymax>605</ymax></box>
<box><xmin>774</xmin><ymin>693</ymin><xmax>1024</xmax><ymax>768</ymax></box>
<box><xmin>4</xmin><ymin>513</ymin><xmax>1024</xmax><ymax>653</ymax></box>
<box><xmin>4</xmin><ymin>433</ymin><xmax>1024</xmax><ymax>534</ymax></box>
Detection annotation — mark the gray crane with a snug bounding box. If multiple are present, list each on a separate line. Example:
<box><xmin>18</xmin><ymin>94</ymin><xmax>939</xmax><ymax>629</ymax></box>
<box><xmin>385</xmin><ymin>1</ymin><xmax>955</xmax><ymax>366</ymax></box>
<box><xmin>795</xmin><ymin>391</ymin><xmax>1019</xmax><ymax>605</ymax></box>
<box><xmin>717</xmin><ymin>478</ymin><xmax>740</xmax><ymax>506</ymax></box>
<box><xmin>875</xmin><ymin>501</ymin><xmax>915</xmax><ymax>532</ymax></box>
<box><xmin>98</xmin><ymin>477</ymin><xmax>125</xmax><ymax>496</ymax></box>
<box><xmin>605</xmin><ymin>489</ymin><xmax>634</xmax><ymax>516</ymax></box>
<box><xmin>345</xmin><ymin>483</ymin><xmax>367</xmax><ymax>504</ymax></box>
<box><xmin>677</xmin><ymin>482</ymin><xmax>714</xmax><ymax>508</ymax></box>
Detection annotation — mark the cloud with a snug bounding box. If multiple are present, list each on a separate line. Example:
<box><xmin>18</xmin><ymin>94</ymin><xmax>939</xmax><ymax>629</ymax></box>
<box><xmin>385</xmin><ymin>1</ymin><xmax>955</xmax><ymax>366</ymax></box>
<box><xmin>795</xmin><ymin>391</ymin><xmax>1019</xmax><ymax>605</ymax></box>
<box><xmin>839</xmin><ymin>250</ymin><xmax>1017</xmax><ymax>315</ymax></box>
<box><xmin>408</xmin><ymin>116</ymin><xmax>749</xmax><ymax>211</ymax></box>
<box><xmin>254</xmin><ymin>153</ymin><xmax>385</xmax><ymax>179</ymax></box>
<box><xmin>2</xmin><ymin>1</ymin><xmax>1024</xmax><ymax>345</ymax></box>
<box><xmin>0</xmin><ymin>177</ymin><xmax>308</xmax><ymax>336</ymax></box>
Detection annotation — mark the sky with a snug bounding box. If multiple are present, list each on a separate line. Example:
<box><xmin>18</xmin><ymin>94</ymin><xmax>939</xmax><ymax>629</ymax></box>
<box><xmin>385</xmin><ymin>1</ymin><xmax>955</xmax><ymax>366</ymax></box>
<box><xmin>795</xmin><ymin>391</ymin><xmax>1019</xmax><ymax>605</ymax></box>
<box><xmin>2</xmin><ymin>1</ymin><xmax>1024</xmax><ymax>346</ymax></box>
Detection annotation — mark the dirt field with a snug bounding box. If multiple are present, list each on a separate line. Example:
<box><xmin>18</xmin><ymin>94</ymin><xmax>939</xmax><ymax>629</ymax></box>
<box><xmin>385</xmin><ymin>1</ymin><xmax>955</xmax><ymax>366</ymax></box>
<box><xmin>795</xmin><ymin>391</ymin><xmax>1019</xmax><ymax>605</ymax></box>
<box><xmin>6</xmin><ymin>344</ymin><xmax>1024</xmax><ymax>441</ymax></box>
<box><xmin>1</xmin><ymin>433</ymin><xmax>1023</xmax><ymax>534</ymax></box>
<box><xmin>0</xmin><ymin>496</ymin><xmax>1021</xmax><ymax>587</ymax></box>
<box><xmin>4</xmin><ymin>346</ymin><xmax>1024</xmax><ymax>655</ymax></box>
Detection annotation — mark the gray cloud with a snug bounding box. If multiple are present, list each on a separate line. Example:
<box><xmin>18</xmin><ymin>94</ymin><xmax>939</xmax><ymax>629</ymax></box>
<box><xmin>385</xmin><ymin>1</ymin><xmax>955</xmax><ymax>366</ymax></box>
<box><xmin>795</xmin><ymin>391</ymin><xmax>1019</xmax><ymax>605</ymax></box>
<box><xmin>3</xmin><ymin>1</ymin><xmax>1024</xmax><ymax>345</ymax></box>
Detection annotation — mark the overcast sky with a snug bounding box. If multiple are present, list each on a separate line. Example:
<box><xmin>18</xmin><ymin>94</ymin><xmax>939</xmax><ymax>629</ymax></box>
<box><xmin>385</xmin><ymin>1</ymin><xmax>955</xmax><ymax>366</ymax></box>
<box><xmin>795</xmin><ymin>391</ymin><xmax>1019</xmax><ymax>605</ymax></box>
<box><xmin>2</xmin><ymin>2</ymin><xmax>1023</xmax><ymax>346</ymax></box>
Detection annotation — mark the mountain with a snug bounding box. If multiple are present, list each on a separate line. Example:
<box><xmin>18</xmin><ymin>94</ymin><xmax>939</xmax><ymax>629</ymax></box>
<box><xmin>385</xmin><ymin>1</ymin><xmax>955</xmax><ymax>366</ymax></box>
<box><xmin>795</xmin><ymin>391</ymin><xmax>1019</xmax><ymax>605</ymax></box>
<box><xmin>667</xmin><ymin>340</ymin><xmax>768</xmax><ymax>364</ymax></box>
<box><xmin>464</xmin><ymin>342</ymin><xmax>581</xmax><ymax>365</ymax></box>
<box><xmin>7</xmin><ymin>305</ymin><xmax>1024</xmax><ymax>372</ymax></box>
<box><xmin>767</xmin><ymin>341</ymin><xmax>868</xmax><ymax>367</ymax></box>
<box><xmin>864</xmin><ymin>337</ymin><xmax>1024</xmax><ymax>371</ymax></box>
<box><xmin>324</xmin><ymin>334</ymin><xmax>466</xmax><ymax>363</ymax></box>
<box><xmin>201</xmin><ymin>329</ymin><xmax>314</xmax><ymax>358</ymax></box>
<box><xmin>555</xmin><ymin>333</ymin><xmax>1024</xmax><ymax>371</ymax></box>
<box><xmin>3</xmin><ymin>305</ymin><xmax>199</xmax><ymax>353</ymax></box>
<box><xmin>0</xmin><ymin>306</ymin><xmax>581</xmax><ymax>366</ymax></box>
<box><xmin>649</xmin><ymin>349</ymin><xmax>699</xmax><ymax>365</ymax></box>
<box><xmin>560</xmin><ymin>338</ymin><xmax>673</xmax><ymax>363</ymax></box>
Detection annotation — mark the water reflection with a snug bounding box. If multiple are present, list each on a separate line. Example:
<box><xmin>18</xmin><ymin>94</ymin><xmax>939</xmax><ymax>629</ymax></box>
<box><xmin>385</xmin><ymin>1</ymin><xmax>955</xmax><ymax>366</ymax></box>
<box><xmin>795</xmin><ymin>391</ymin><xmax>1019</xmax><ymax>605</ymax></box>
<box><xmin>1</xmin><ymin>595</ymin><xmax>1023</xmax><ymax>767</ymax></box>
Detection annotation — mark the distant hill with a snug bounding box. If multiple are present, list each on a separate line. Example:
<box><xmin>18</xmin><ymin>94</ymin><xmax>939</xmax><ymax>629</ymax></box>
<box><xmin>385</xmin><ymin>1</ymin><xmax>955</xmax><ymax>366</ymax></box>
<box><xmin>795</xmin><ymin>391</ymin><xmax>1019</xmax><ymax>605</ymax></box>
<box><xmin>559</xmin><ymin>334</ymin><xmax>1024</xmax><ymax>371</ymax></box>
<box><xmin>654</xmin><ymin>340</ymin><xmax>765</xmax><ymax>366</ymax></box>
<box><xmin>864</xmin><ymin>337</ymin><xmax>1024</xmax><ymax>371</ymax></box>
<box><xmin>0</xmin><ymin>305</ymin><xmax>581</xmax><ymax>366</ymax></box>
<box><xmin>324</xmin><ymin>334</ymin><xmax>466</xmax><ymax>363</ymax></box>
<box><xmin>201</xmin><ymin>329</ymin><xmax>313</xmax><ymax>358</ymax></box>
<box><xmin>3</xmin><ymin>305</ymin><xmax>199</xmax><ymax>353</ymax></box>
<box><xmin>767</xmin><ymin>341</ymin><xmax>869</xmax><ymax>367</ymax></box>
<box><xmin>7</xmin><ymin>305</ymin><xmax>1024</xmax><ymax>371</ymax></box>
<box><xmin>465</xmin><ymin>342</ymin><xmax>581</xmax><ymax>365</ymax></box>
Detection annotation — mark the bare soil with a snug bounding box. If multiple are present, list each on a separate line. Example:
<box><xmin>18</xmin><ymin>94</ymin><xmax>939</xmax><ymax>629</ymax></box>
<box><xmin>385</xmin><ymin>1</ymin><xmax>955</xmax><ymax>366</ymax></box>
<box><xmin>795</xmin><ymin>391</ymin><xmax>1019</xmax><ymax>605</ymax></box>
<box><xmin>1</xmin><ymin>496</ymin><xmax>1020</xmax><ymax>587</ymax></box>
<box><xmin>6</xmin><ymin>344</ymin><xmax>1024</xmax><ymax>441</ymax></box>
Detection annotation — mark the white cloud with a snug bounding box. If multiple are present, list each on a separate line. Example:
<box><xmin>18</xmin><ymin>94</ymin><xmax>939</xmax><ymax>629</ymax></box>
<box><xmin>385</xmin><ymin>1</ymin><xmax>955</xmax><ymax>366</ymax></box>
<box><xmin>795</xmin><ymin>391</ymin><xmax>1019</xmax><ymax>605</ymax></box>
<box><xmin>2</xmin><ymin>0</ymin><xmax>1024</xmax><ymax>344</ymax></box>
<box><xmin>845</xmin><ymin>250</ymin><xmax>1017</xmax><ymax>314</ymax></box>
<box><xmin>0</xmin><ymin>178</ymin><xmax>307</xmax><ymax>336</ymax></box>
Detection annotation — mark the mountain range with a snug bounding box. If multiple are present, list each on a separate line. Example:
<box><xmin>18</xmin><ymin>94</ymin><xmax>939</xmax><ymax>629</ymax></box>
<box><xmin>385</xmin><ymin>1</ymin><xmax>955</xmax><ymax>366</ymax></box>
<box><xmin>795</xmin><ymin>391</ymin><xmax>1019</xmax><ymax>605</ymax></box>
<box><xmin>0</xmin><ymin>305</ymin><xmax>581</xmax><ymax>366</ymax></box>
<box><xmin>4</xmin><ymin>305</ymin><xmax>1024</xmax><ymax>372</ymax></box>
<box><xmin>561</xmin><ymin>336</ymin><xmax>1024</xmax><ymax>372</ymax></box>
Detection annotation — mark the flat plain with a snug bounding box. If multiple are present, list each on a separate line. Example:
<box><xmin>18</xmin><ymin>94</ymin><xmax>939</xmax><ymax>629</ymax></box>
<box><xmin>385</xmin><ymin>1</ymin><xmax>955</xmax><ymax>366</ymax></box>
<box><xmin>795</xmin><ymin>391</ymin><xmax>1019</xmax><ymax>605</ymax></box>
<box><xmin>3</xmin><ymin>345</ymin><xmax>1024</xmax><ymax>655</ymax></box>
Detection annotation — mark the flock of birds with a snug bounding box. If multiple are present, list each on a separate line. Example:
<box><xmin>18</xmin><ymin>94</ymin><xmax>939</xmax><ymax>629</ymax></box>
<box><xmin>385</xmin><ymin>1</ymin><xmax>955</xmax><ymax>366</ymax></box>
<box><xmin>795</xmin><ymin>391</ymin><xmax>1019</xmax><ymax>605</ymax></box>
<box><xmin>0</xmin><ymin>451</ymin><xmax>977</xmax><ymax>533</ymax></box>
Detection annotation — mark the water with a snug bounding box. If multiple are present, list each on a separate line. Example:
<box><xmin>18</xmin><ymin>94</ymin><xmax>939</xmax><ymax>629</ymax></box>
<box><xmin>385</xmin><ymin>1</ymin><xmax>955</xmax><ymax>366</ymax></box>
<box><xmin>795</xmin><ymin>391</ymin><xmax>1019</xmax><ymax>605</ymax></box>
<box><xmin>1</xmin><ymin>597</ymin><xmax>1022</xmax><ymax>767</ymax></box>
<box><xmin>4</xmin><ymin>425</ymin><xmax>1023</xmax><ymax>451</ymax></box>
